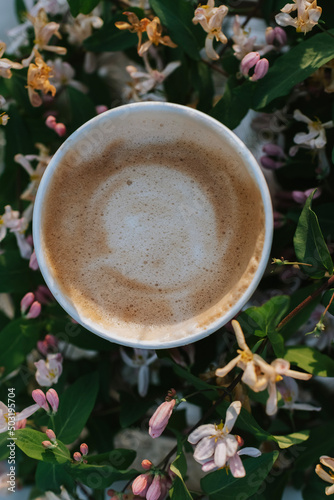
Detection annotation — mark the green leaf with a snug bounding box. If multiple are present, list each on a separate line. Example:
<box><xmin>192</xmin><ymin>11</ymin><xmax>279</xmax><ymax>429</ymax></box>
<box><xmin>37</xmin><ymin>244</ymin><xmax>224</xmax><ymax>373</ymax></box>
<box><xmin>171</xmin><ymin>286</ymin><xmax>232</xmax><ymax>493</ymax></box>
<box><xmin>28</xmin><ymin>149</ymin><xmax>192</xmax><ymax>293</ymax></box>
<box><xmin>172</xmin><ymin>364</ymin><xmax>218</xmax><ymax>400</ymax></box>
<box><xmin>53</xmin><ymin>372</ymin><xmax>99</xmax><ymax>444</ymax></box>
<box><xmin>84</xmin><ymin>14</ymin><xmax>138</xmax><ymax>52</ymax></box>
<box><xmin>85</xmin><ymin>449</ymin><xmax>136</xmax><ymax>470</ymax></box>
<box><xmin>321</xmin><ymin>288</ymin><xmax>334</xmax><ymax>316</ymax></box>
<box><xmin>294</xmin><ymin>190</ymin><xmax>333</xmax><ymax>278</ymax></box>
<box><xmin>0</xmin><ymin>318</ymin><xmax>45</xmax><ymax>375</ymax></box>
<box><xmin>119</xmin><ymin>392</ymin><xmax>154</xmax><ymax>428</ymax></box>
<box><xmin>284</xmin><ymin>346</ymin><xmax>334</xmax><ymax>377</ymax></box>
<box><xmin>35</xmin><ymin>462</ymin><xmax>75</xmax><ymax>494</ymax></box>
<box><xmin>66</xmin><ymin>462</ymin><xmax>137</xmax><ymax>489</ymax></box>
<box><xmin>201</xmin><ymin>452</ymin><xmax>279</xmax><ymax>499</ymax></box>
<box><xmin>191</xmin><ymin>60</ymin><xmax>214</xmax><ymax>113</ymax></box>
<box><xmin>15</xmin><ymin>429</ymin><xmax>70</xmax><ymax>464</ymax></box>
<box><xmin>254</xmin><ymin>29</ymin><xmax>334</xmax><ymax>109</ymax></box>
<box><xmin>294</xmin><ymin>421</ymin><xmax>334</xmax><ymax>470</ymax></box>
<box><xmin>63</xmin><ymin>87</ymin><xmax>96</xmax><ymax>133</ymax></box>
<box><xmin>149</xmin><ymin>0</ymin><xmax>201</xmax><ymax>60</ymax></box>
<box><xmin>67</xmin><ymin>0</ymin><xmax>100</xmax><ymax>16</ymax></box>
<box><xmin>210</xmin><ymin>78</ymin><xmax>254</xmax><ymax>130</ymax></box>
<box><xmin>0</xmin><ymin>251</ymin><xmax>36</xmax><ymax>293</ymax></box>
<box><xmin>0</xmin><ymin>431</ymin><xmax>10</xmax><ymax>460</ymax></box>
<box><xmin>170</xmin><ymin>444</ymin><xmax>193</xmax><ymax>500</ymax></box>
<box><xmin>273</xmin><ymin>430</ymin><xmax>310</xmax><ymax>449</ymax></box>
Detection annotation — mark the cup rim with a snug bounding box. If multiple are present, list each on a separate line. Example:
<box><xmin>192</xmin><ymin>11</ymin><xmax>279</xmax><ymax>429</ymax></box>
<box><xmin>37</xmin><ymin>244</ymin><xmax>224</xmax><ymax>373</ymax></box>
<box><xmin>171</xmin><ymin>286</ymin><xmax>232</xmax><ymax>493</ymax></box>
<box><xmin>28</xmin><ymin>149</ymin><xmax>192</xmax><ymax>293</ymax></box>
<box><xmin>33</xmin><ymin>101</ymin><xmax>273</xmax><ymax>349</ymax></box>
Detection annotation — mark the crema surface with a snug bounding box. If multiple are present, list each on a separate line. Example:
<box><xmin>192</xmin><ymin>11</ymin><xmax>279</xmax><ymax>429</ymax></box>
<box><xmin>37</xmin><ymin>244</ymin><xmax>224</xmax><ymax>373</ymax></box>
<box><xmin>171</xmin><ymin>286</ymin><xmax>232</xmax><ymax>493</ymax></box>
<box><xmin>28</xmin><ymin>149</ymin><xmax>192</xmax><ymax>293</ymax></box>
<box><xmin>41</xmin><ymin>112</ymin><xmax>265</xmax><ymax>344</ymax></box>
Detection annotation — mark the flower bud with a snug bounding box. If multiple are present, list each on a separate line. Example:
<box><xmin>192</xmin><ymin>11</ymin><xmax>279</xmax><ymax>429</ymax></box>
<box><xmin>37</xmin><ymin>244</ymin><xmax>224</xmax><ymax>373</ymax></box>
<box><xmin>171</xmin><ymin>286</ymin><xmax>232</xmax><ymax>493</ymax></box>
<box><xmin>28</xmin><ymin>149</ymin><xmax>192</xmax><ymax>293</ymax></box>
<box><xmin>141</xmin><ymin>459</ymin><xmax>153</xmax><ymax>470</ymax></box>
<box><xmin>80</xmin><ymin>443</ymin><xmax>89</xmax><ymax>456</ymax></box>
<box><xmin>54</xmin><ymin>123</ymin><xmax>66</xmax><ymax>137</ymax></box>
<box><xmin>274</xmin><ymin>27</ymin><xmax>287</xmax><ymax>46</ymax></box>
<box><xmin>251</xmin><ymin>58</ymin><xmax>269</xmax><ymax>81</ymax></box>
<box><xmin>96</xmin><ymin>105</ymin><xmax>108</xmax><ymax>114</ymax></box>
<box><xmin>149</xmin><ymin>399</ymin><xmax>176</xmax><ymax>439</ymax></box>
<box><xmin>46</xmin><ymin>388</ymin><xmax>59</xmax><ymax>413</ymax></box>
<box><xmin>260</xmin><ymin>156</ymin><xmax>284</xmax><ymax>170</ymax></box>
<box><xmin>292</xmin><ymin>188</ymin><xmax>320</xmax><ymax>204</ymax></box>
<box><xmin>240</xmin><ymin>52</ymin><xmax>260</xmax><ymax>76</ymax></box>
<box><xmin>42</xmin><ymin>440</ymin><xmax>54</xmax><ymax>449</ymax></box>
<box><xmin>73</xmin><ymin>452</ymin><xmax>82</xmax><ymax>462</ymax></box>
<box><xmin>21</xmin><ymin>292</ymin><xmax>34</xmax><ymax>314</ymax></box>
<box><xmin>265</xmin><ymin>27</ymin><xmax>275</xmax><ymax>45</ymax></box>
<box><xmin>146</xmin><ymin>475</ymin><xmax>161</xmax><ymax>500</ymax></box>
<box><xmin>32</xmin><ymin>389</ymin><xmax>49</xmax><ymax>410</ymax></box>
<box><xmin>46</xmin><ymin>429</ymin><xmax>56</xmax><ymax>442</ymax></box>
<box><xmin>132</xmin><ymin>473</ymin><xmax>152</xmax><ymax>496</ymax></box>
<box><xmin>235</xmin><ymin>434</ymin><xmax>244</xmax><ymax>447</ymax></box>
<box><xmin>29</xmin><ymin>250</ymin><xmax>39</xmax><ymax>271</ymax></box>
<box><xmin>26</xmin><ymin>301</ymin><xmax>41</xmax><ymax>319</ymax></box>
<box><xmin>262</xmin><ymin>143</ymin><xmax>286</xmax><ymax>158</ymax></box>
<box><xmin>45</xmin><ymin>115</ymin><xmax>56</xmax><ymax>129</ymax></box>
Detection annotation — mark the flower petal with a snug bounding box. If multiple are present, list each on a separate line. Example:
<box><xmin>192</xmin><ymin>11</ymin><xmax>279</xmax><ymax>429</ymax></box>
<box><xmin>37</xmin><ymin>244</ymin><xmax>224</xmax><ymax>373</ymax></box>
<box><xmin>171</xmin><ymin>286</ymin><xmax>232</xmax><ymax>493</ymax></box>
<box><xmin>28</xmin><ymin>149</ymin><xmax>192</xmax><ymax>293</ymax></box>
<box><xmin>326</xmin><ymin>484</ymin><xmax>334</xmax><ymax>495</ymax></box>
<box><xmin>188</xmin><ymin>424</ymin><xmax>216</xmax><ymax>444</ymax></box>
<box><xmin>229</xmin><ymin>453</ymin><xmax>245</xmax><ymax>478</ymax></box>
<box><xmin>215</xmin><ymin>355</ymin><xmax>241</xmax><ymax>378</ymax></box>
<box><xmin>238</xmin><ymin>447</ymin><xmax>261</xmax><ymax>457</ymax></box>
<box><xmin>223</xmin><ymin>401</ymin><xmax>241</xmax><ymax>433</ymax></box>
<box><xmin>320</xmin><ymin>457</ymin><xmax>334</xmax><ymax>473</ymax></box>
<box><xmin>266</xmin><ymin>381</ymin><xmax>278</xmax><ymax>416</ymax></box>
<box><xmin>138</xmin><ymin>365</ymin><xmax>149</xmax><ymax>397</ymax></box>
<box><xmin>224</xmin><ymin>434</ymin><xmax>238</xmax><ymax>457</ymax></box>
<box><xmin>193</xmin><ymin>436</ymin><xmax>216</xmax><ymax>461</ymax></box>
<box><xmin>16</xmin><ymin>404</ymin><xmax>40</xmax><ymax>421</ymax></box>
<box><xmin>214</xmin><ymin>439</ymin><xmax>227</xmax><ymax>468</ymax></box>
<box><xmin>316</xmin><ymin>464</ymin><xmax>333</xmax><ymax>484</ymax></box>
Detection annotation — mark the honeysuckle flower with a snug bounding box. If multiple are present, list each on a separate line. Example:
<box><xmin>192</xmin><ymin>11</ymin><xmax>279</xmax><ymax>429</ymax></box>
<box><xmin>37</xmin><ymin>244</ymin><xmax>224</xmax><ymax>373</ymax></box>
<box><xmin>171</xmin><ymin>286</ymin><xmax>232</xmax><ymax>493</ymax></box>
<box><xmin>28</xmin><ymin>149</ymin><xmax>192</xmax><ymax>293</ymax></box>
<box><xmin>138</xmin><ymin>17</ymin><xmax>177</xmax><ymax>57</ymax></box>
<box><xmin>32</xmin><ymin>388</ymin><xmax>49</xmax><ymax>410</ymax></box>
<box><xmin>0</xmin><ymin>400</ymin><xmax>42</xmax><ymax>433</ymax></box>
<box><xmin>265</xmin><ymin>26</ymin><xmax>287</xmax><ymax>46</ymax></box>
<box><xmin>21</xmin><ymin>292</ymin><xmax>41</xmax><ymax>319</ymax></box>
<box><xmin>34</xmin><ymin>353</ymin><xmax>63</xmax><ymax>386</ymax></box>
<box><xmin>0</xmin><ymin>41</ymin><xmax>23</xmax><ymax>78</ymax></box>
<box><xmin>121</xmin><ymin>348</ymin><xmax>157</xmax><ymax>397</ymax></box>
<box><xmin>199</xmin><ymin>445</ymin><xmax>261</xmax><ymax>476</ymax></box>
<box><xmin>22</xmin><ymin>8</ymin><xmax>67</xmax><ymax>67</ymax></box>
<box><xmin>73</xmin><ymin>451</ymin><xmax>82</xmax><ymax>462</ymax></box>
<box><xmin>149</xmin><ymin>395</ymin><xmax>176</xmax><ymax>438</ymax></box>
<box><xmin>277</xmin><ymin>376</ymin><xmax>321</xmax><ymax>412</ymax></box>
<box><xmin>0</xmin><ymin>97</ymin><xmax>9</xmax><ymax>126</ymax></box>
<box><xmin>188</xmin><ymin>401</ymin><xmax>241</xmax><ymax>469</ymax></box>
<box><xmin>132</xmin><ymin>472</ymin><xmax>153</xmax><ymax>496</ymax></box>
<box><xmin>15</xmin><ymin>143</ymin><xmax>51</xmax><ymax>201</ymax></box>
<box><xmin>291</xmin><ymin>187</ymin><xmax>321</xmax><ymax>204</ymax></box>
<box><xmin>316</xmin><ymin>456</ymin><xmax>334</xmax><ymax>495</ymax></box>
<box><xmin>266</xmin><ymin>359</ymin><xmax>312</xmax><ymax>415</ymax></box>
<box><xmin>232</xmin><ymin>15</ymin><xmax>257</xmax><ymax>60</ymax></box>
<box><xmin>192</xmin><ymin>0</ymin><xmax>228</xmax><ymax>60</ymax></box>
<box><xmin>27</xmin><ymin>50</ymin><xmax>56</xmax><ymax>107</ymax></box>
<box><xmin>142</xmin><ymin>459</ymin><xmax>153</xmax><ymax>470</ymax></box>
<box><xmin>126</xmin><ymin>61</ymin><xmax>181</xmax><ymax>96</ymax></box>
<box><xmin>0</xmin><ymin>205</ymin><xmax>32</xmax><ymax>259</ymax></box>
<box><xmin>64</xmin><ymin>12</ymin><xmax>103</xmax><ymax>45</ymax></box>
<box><xmin>37</xmin><ymin>334</ymin><xmax>58</xmax><ymax>356</ymax></box>
<box><xmin>241</xmin><ymin>52</ymin><xmax>269</xmax><ymax>81</ymax></box>
<box><xmin>215</xmin><ymin>320</ymin><xmax>275</xmax><ymax>393</ymax></box>
<box><xmin>42</xmin><ymin>440</ymin><xmax>56</xmax><ymax>449</ymax></box>
<box><xmin>46</xmin><ymin>388</ymin><xmax>59</xmax><ymax>412</ymax></box>
<box><xmin>45</xmin><ymin>115</ymin><xmax>67</xmax><ymax>137</ymax></box>
<box><xmin>48</xmin><ymin>58</ymin><xmax>88</xmax><ymax>93</ymax></box>
<box><xmin>289</xmin><ymin>110</ymin><xmax>333</xmax><ymax>155</ymax></box>
<box><xmin>45</xmin><ymin>429</ymin><xmax>57</xmax><ymax>442</ymax></box>
<box><xmin>115</xmin><ymin>12</ymin><xmax>151</xmax><ymax>53</ymax></box>
<box><xmin>275</xmin><ymin>0</ymin><xmax>322</xmax><ymax>33</ymax></box>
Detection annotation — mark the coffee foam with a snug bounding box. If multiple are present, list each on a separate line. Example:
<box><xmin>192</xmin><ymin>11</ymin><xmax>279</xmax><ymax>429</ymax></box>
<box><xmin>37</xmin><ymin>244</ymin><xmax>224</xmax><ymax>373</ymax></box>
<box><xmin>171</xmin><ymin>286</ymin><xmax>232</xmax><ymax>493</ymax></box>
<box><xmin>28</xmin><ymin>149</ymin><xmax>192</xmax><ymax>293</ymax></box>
<box><xmin>40</xmin><ymin>112</ymin><xmax>265</xmax><ymax>344</ymax></box>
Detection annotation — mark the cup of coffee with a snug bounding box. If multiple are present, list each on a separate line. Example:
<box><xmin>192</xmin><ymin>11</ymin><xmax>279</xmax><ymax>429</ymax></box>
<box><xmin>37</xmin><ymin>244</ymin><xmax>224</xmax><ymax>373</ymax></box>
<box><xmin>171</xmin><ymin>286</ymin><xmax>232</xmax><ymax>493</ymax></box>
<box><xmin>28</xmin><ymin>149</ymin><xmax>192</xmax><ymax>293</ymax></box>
<box><xmin>33</xmin><ymin>102</ymin><xmax>273</xmax><ymax>349</ymax></box>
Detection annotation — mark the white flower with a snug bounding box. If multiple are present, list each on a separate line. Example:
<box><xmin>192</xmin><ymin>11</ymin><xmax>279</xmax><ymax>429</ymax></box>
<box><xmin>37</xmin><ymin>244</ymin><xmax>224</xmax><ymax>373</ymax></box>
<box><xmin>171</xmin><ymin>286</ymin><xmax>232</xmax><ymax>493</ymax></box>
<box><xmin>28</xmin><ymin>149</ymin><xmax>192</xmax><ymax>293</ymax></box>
<box><xmin>316</xmin><ymin>456</ymin><xmax>334</xmax><ymax>496</ymax></box>
<box><xmin>120</xmin><ymin>348</ymin><xmax>157</xmax><ymax>397</ymax></box>
<box><xmin>64</xmin><ymin>12</ymin><xmax>103</xmax><ymax>45</ymax></box>
<box><xmin>275</xmin><ymin>0</ymin><xmax>322</xmax><ymax>33</ymax></box>
<box><xmin>126</xmin><ymin>61</ymin><xmax>181</xmax><ymax>95</ymax></box>
<box><xmin>14</xmin><ymin>143</ymin><xmax>51</xmax><ymax>202</ymax></box>
<box><xmin>232</xmin><ymin>15</ymin><xmax>257</xmax><ymax>60</ymax></box>
<box><xmin>48</xmin><ymin>58</ymin><xmax>88</xmax><ymax>93</ymax></box>
<box><xmin>0</xmin><ymin>401</ymin><xmax>40</xmax><ymax>433</ymax></box>
<box><xmin>188</xmin><ymin>401</ymin><xmax>241</xmax><ymax>469</ymax></box>
<box><xmin>34</xmin><ymin>353</ymin><xmax>63</xmax><ymax>386</ymax></box>
<box><xmin>215</xmin><ymin>320</ymin><xmax>275</xmax><ymax>392</ymax></box>
<box><xmin>0</xmin><ymin>205</ymin><xmax>32</xmax><ymax>259</ymax></box>
<box><xmin>290</xmin><ymin>110</ymin><xmax>334</xmax><ymax>155</ymax></box>
<box><xmin>192</xmin><ymin>0</ymin><xmax>228</xmax><ymax>60</ymax></box>
<box><xmin>0</xmin><ymin>42</ymin><xmax>23</xmax><ymax>78</ymax></box>
<box><xmin>199</xmin><ymin>445</ymin><xmax>262</xmax><ymax>477</ymax></box>
<box><xmin>277</xmin><ymin>376</ymin><xmax>321</xmax><ymax>412</ymax></box>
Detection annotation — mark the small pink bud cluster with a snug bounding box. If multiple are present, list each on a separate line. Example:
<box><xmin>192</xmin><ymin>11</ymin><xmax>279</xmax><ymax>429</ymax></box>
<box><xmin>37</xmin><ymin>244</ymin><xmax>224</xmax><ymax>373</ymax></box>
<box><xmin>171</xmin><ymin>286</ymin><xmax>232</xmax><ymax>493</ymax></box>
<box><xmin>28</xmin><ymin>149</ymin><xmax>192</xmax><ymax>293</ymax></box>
<box><xmin>45</xmin><ymin>115</ymin><xmax>67</xmax><ymax>137</ymax></box>
<box><xmin>73</xmin><ymin>443</ymin><xmax>89</xmax><ymax>463</ymax></box>
<box><xmin>149</xmin><ymin>389</ymin><xmax>177</xmax><ymax>439</ymax></box>
<box><xmin>265</xmin><ymin>26</ymin><xmax>287</xmax><ymax>46</ymax></box>
<box><xmin>32</xmin><ymin>388</ymin><xmax>59</xmax><ymax>414</ymax></box>
<box><xmin>241</xmin><ymin>52</ymin><xmax>269</xmax><ymax>81</ymax></box>
<box><xmin>21</xmin><ymin>292</ymin><xmax>41</xmax><ymax>319</ymax></box>
<box><xmin>260</xmin><ymin>143</ymin><xmax>286</xmax><ymax>170</ymax></box>
<box><xmin>37</xmin><ymin>334</ymin><xmax>58</xmax><ymax>356</ymax></box>
<box><xmin>132</xmin><ymin>460</ymin><xmax>172</xmax><ymax>500</ymax></box>
<box><xmin>42</xmin><ymin>428</ymin><xmax>58</xmax><ymax>449</ymax></box>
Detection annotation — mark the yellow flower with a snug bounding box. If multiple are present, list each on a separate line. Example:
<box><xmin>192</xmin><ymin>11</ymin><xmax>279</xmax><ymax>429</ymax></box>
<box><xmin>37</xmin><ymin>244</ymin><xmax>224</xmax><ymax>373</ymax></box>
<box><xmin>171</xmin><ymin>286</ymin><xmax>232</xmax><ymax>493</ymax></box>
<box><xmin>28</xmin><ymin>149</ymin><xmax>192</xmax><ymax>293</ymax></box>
<box><xmin>138</xmin><ymin>17</ymin><xmax>177</xmax><ymax>56</ymax></box>
<box><xmin>115</xmin><ymin>12</ymin><xmax>151</xmax><ymax>54</ymax></box>
<box><xmin>275</xmin><ymin>0</ymin><xmax>321</xmax><ymax>33</ymax></box>
<box><xmin>0</xmin><ymin>41</ymin><xmax>23</xmax><ymax>78</ymax></box>
<box><xmin>27</xmin><ymin>50</ymin><xmax>56</xmax><ymax>107</ymax></box>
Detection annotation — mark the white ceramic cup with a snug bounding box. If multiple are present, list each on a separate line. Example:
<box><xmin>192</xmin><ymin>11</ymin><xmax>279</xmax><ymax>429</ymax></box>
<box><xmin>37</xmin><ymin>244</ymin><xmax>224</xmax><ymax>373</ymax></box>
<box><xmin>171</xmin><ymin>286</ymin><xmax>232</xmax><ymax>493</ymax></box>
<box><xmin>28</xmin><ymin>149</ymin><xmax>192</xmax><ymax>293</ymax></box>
<box><xmin>33</xmin><ymin>102</ymin><xmax>273</xmax><ymax>349</ymax></box>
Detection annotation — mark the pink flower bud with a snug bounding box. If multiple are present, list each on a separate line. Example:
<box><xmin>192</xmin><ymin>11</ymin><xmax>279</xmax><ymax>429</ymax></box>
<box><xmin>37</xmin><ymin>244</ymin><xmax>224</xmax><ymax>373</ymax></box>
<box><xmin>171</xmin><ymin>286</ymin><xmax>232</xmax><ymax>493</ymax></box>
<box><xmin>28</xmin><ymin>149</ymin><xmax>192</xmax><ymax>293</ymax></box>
<box><xmin>80</xmin><ymin>443</ymin><xmax>89</xmax><ymax>455</ymax></box>
<box><xmin>251</xmin><ymin>58</ymin><xmax>269</xmax><ymax>81</ymax></box>
<box><xmin>46</xmin><ymin>388</ymin><xmax>59</xmax><ymax>413</ymax></box>
<box><xmin>260</xmin><ymin>156</ymin><xmax>285</xmax><ymax>170</ymax></box>
<box><xmin>32</xmin><ymin>389</ymin><xmax>49</xmax><ymax>410</ymax></box>
<box><xmin>21</xmin><ymin>292</ymin><xmax>34</xmax><ymax>314</ymax></box>
<box><xmin>35</xmin><ymin>286</ymin><xmax>54</xmax><ymax>305</ymax></box>
<box><xmin>45</xmin><ymin>115</ymin><xmax>56</xmax><ymax>129</ymax></box>
<box><xmin>142</xmin><ymin>459</ymin><xmax>153</xmax><ymax>470</ymax></box>
<box><xmin>46</xmin><ymin>429</ymin><xmax>56</xmax><ymax>442</ymax></box>
<box><xmin>29</xmin><ymin>250</ymin><xmax>39</xmax><ymax>271</ymax></box>
<box><xmin>26</xmin><ymin>301</ymin><xmax>41</xmax><ymax>319</ymax></box>
<box><xmin>274</xmin><ymin>27</ymin><xmax>287</xmax><ymax>46</ymax></box>
<box><xmin>149</xmin><ymin>399</ymin><xmax>176</xmax><ymax>439</ymax></box>
<box><xmin>146</xmin><ymin>475</ymin><xmax>161</xmax><ymax>500</ymax></box>
<box><xmin>73</xmin><ymin>452</ymin><xmax>82</xmax><ymax>462</ymax></box>
<box><xmin>37</xmin><ymin>334</ymin><xmax>58</xmax><ymax>355</ymax></box>
<box><xmin>265</xmin><ymin>27</ymin><xmax>275</xmax><ymax>45</ymax></box>
<box><xmin>274</xmin><ymin>211</ymin><xmax>285</xmax><ymax>229</ymax></box>
<box><xmin>54</xmin><ymin>123</ymin><xmax>66</xmax><ymax>137</ymax></box>
<box><xmin>132</xmin><ymin>473</ymin><xmax>152</xmax><ymax>496</ymax></box>
<box><xmin>96</xmin><ymin>105</ymin><xmax>108</xmax><ymax>114</ymax></box>
<box><xmin>15</xmin><ymin>419</ymin><xmax>27</xmax><ymax>430</ymax></box>
<box><xmin>262</xmin><ymin>143</ymin><xmax>286</xmax><ymax>158</ymax></box>
<box><xmin>240</xmin><ymin>51</ymin><xmax>260</xmax><ymax>76</ymax></box>
<box><xmin>42</xmin><ymin>440</ymin><xmax>54</xmax><ymax>449</ymax></box>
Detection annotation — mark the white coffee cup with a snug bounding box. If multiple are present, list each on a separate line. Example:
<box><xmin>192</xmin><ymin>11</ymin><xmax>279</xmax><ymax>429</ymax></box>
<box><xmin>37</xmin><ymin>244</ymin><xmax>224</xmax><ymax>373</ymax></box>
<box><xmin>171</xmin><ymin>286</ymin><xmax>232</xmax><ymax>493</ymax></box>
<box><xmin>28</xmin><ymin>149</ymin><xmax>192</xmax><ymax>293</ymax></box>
<box><xmin>33</xmin><ymin>102</ymin><xmax>273</xmax><ymax>349</ymax></box>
